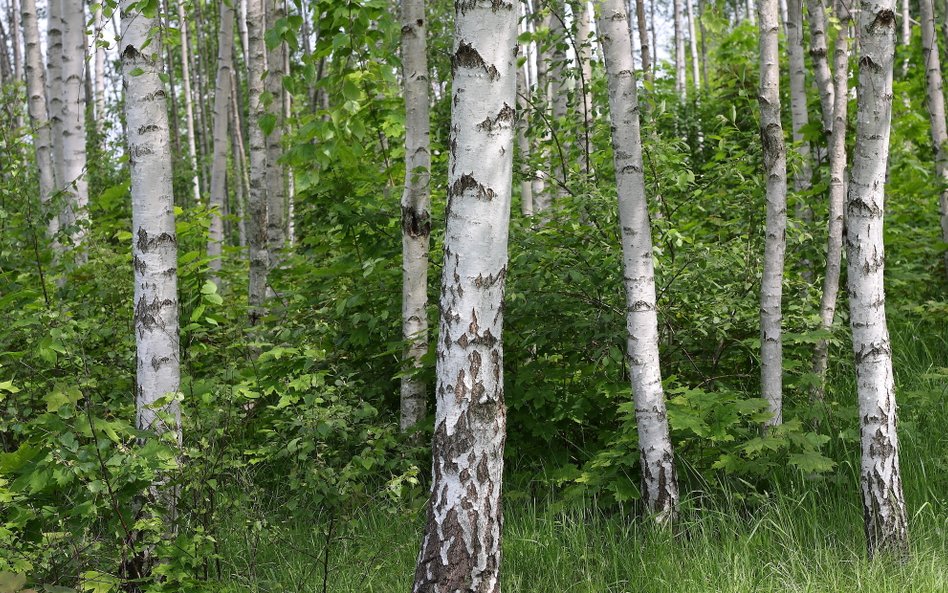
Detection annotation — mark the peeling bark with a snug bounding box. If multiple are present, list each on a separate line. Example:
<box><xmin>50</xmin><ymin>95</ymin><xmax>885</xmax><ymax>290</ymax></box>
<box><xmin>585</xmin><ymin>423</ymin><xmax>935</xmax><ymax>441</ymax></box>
<box><xmin>596</xmin><ymin>0</ymin><xmax>680</xmax><ymax>523</ymax></box>
<box><xmin>412</xmin><ymin>1</ymin><xmax>517</xmax><ymax>590</ymax></box>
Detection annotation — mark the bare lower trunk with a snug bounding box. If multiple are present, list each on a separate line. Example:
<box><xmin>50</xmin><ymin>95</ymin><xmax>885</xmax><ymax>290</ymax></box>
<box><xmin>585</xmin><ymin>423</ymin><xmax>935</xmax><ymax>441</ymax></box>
<box><xmin>208</xmin><ymin>0</ymin><xmax>235</xmax><ymax>279</ymax></box>
<box><xmin>597</xmin><ymin>0</ymin><xmax>680</xmax><ymax>522</ymax></box>
<box><xmin>411</xmin><ymin>1</ymin><xmax>517</xmax><ymax>589</ymax></box>
<box><xmin>786</xmin><ymin>0</ymin><xmax>813</xmax><ymax>278</ymax></box>
<box><xmin>757</xmin><ymin>0</ymin><xmax>787</xmax><ymax>427</ymax></box>
<box><xmin>848</xmin><ymin>0</ymin><xmax>909</xmax><ymax>558</ymax></box>
<box><xmin>805</xmin><ymin>0</ymin><xmax>835</xmax><ymax>139</ymax></box>
<box><xmin>246</xmin><ymin>0</ymin><xmax>269</xmax><ymax>322</ymax></box>
<box><xmin>177</xmin><ymin>0</ymin><xmax>202</xmax><ymax>205</ymax></box>
<box><xmin>266</xmin><ymin>0</ymin><xmax>286</xmax><ymax>264</ymax></box>
<box><xmin>60</xmin><ymin>0</ymin><xmax>89</xmax><ymax>256</ymax></box>
<box><xmin>919</xmin><ymin>0</ymin><xmax>948</xmax><ymax>277</ymax></box>
<box><xmin>399</xmin><ymin>0</ymin><xmax>432</xmax><ymax>432</ymax></box>
<box><xmin>811</xmin><ymin>0</ymin><xmax>850</xmax><ymax>401</ymax></box>
<box><xmin>901</xmin><ymin>0</ymin><xmax>910</xmax><ymax>45</ymax></box>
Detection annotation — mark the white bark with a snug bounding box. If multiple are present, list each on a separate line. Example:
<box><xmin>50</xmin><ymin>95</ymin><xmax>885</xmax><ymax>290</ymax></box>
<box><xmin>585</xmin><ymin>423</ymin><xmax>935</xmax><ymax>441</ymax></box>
<box><xmin>93</xmin><ymin>2</ymin><xmax>105</xmax><ymax>125</ymax></box>
<box><xmin>686</xmin><ymin>0</ymin><xmax>699</xmax><ymax>90</ymax></box>
<box><xmin>208</xmin><ymin>0</ymin><xmax>235</xmax><ymax>278</ymax></box>
<box><xmin>596</xmin><ymin>0</ymin><xmax>680</xmax><ymax>522</ymax></box>
<box><xmin>549</xmin><ymin>0</ymin><xmax>568</xmax><ymax>196</ymax></box>
<box><xmin>786</xmin><ymin>0</ymin><xmax>811</xmax><ymax>192</ymax></box>
<box><xmin>674</xmin><ymin>0</ymin><xmax>685</xmax><ymax>98</ymax></box>
<box><xmin>634</xmin><ymin>0</ymin><xmax>651</xmax><ymax>83</ymax></box>
<box><xmin>811</xmin><ymin>0</ymin><xmax>850</xmax><ymax>400</ymax></box>
<box><xmin>806</xmin><ymin>0</ymin><xmax>835</xmax><ymax>138</ymax></box>
<box><xmin>412</xmin><ymin>0</ymin><xmax>517</xmax><ymax>589</ymax></box>
<box><xmin>532</xmin><ymin>12</ymin><xmax>550</xmax><ymax>211</ymax></box>
<box><xmin>901</xmin><ymin>0</ymin><xmax>910</xmax><ymax>45</ymax></box>
<box><xmin>847</xmin><ymin>0</ymin><xmax>909</xmax><ymax>557</ymax></box>
<box><xmin>246</xmin><ymin>0</ymin><xmax>269</xmax><ymax>321</ymax></box>
<box><xmin>21</xmin><ymin>0</ymin><xmax>56</xmax><ymax>238</ymax></box>
<box><xmin>177</xmin><ymin>0</ymin><xmax>202</xmax><ymax>205</ymax></box>
<box><xmin>231</xmin><ymin>69</ymin><xmax>249</xmax><ymax>248</ymax></box>
<box><xmin>757</xmin><ymin>0</ymin><xmax>787</xmax><ymax>427</ymax></box>
<box><xmin>121</xmin><ymin>0</ymin><xmax>182</xmax><ymax>459</ymax></box>
<box><xmin>399</xmin><ymin>0</ymin><xmax>432</xmax><ymax>432</ymax></box>
<box><xmin>517</xmin><ymin>62</ymin><xmax>534</xmax><ymax>217</ymax></box>
<box><xmin>919</xmin><ymin>0</ymin><xmax>948</xmax><ymax>277</ymax></box>
<box><xmin>576</xmin><ymin>0</ymin><xmax>594</xmax><ymax>169</ymax></box>
<box><xmin>59</xmin><ymin>0</ymin><xmax>88</xmax><ymax>255</ymax></box>
<box><xmin>266</xmin><ymin>0</ymin><xmax>286</xmax><ymax>262</ymax></box>
<box><xmin>10</xmin><ymin>0</ymin><xmax>21</xmax><ymax>81</ymax></box>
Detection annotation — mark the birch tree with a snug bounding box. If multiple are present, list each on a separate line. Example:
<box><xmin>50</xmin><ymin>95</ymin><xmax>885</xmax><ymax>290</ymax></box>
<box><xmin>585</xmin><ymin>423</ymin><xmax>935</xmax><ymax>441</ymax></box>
<box><xmin>46</xmin><ymin>0</ymin><xmax>65</xmax><ymax>226</ymax></box>
<box><xmin>786</xmin><ymin>0</ymin><xmax>813</xmax><ymax>280</ymax></box>
<box><xmin>811</xmin><ymin>0</ymin><xmax>850</xmax><ymax>400</ymax></box>
<box><xmin>177</xmin><ymin>0</ymin><xmax>202</xmax><ymax>205</ymax></box>
<box><xmin>247</xmin><ymin>0</ymin><xmax>270</xmax><ymax>321</ymax></box>
<box><xmin>266</xmin><ymin>0</ymin><xmax>286</xmax><ymax>261</ymax></box>
<box><xmin>208</xmin><ymin>0</ymin><xmax>235</xmax><ymax>278</ymax></box>
<box><xmin>59</xmin><ymin>0</ymin><xmax>88</xmax><ymax>255</ymax></box>
<box><xmin>847</xmin><ymin>0</ymin><xmax>909</xmax><ymax>557</ymax></box>
<box><xmin>674</xmin><ymin>0</ymin><xmax>685</xmax><ymax>98</ymax></box>
<box><xmin>120</xmin><ymin>0</ymin><xmax>182</xmax><ymax>525</ymax></box>
<box><xmin>757</xmin><ymin>0</ymin><xmax>787</xmax><ymax>427</ymax></box>
<box><xmin>20</xmin><ymin>0</ymin><xmax>56</xmax><ymax>238</ymax></box>
<box><xmin>93</xmin><ymin>2</ymin><xmax>106</xmax><ymax>126</ymax></box>
<box><xmin>411</xmin><ymin>0</ymin><xmax>517</xmax><ymax>588</ymax></box>
<box><xmin>399</xmin><ymin>0</ymin><xmax>432</xmax><ymax>432</ymax></box>
<box><xmin>596</xmin><ymin>0</ymin><xmax>680</xmax><ymax>522</ymax></box>
<box><xmin>635</xmin><ymin>0</ymin><xmax>651</xmax><ymax>83</ymax></box>
<box><xmin>686</xmin><ymin>0</ymin><xmax>699</xmax><ymax>90</ymax></box>
<box><xmin>918</xmin><ymin>0</ymin><xmax>948</xmax><ymax>276</ymax></box>
<box><xmin>806</xmin><ymin>0</ymin><xmax>835</xmax><ymax>140</ymax></box>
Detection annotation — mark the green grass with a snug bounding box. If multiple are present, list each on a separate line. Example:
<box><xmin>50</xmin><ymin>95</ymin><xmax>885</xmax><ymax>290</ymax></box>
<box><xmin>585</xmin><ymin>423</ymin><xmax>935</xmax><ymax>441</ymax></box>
<box><xmin>217</xmin><ymin>317</ymin><xmax>948</xmax><ymax>592</ymax></box>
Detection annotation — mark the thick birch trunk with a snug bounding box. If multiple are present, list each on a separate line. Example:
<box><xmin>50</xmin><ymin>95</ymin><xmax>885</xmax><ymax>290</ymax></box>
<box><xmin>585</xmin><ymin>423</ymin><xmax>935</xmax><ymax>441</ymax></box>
<box><xmin>635</xmin><ymin>0</ymin><xmax>651</xmax><ymax>83</ymax></box>
<box><xmin>674</xmin><ymin>0</ymin><xmax>686</xmax><ymax>98</ymax></box>
<box><xmin>811</xmin><ymin>0</ymin><xmax>850</xmax><ymax>401</ymax></box>
<box><xmin>60</xmin><ymin>0</ymin><xmax>88</xmax><ymax>255</ymax></box>
<box><xmin>596</xmin><ymin>0</ymin><xmax>680</xmax><ymax>522</ymax></box>
<box><xmin>686</xmin><ymin>0</ymin><xmax>699</xmax><ymax>90</ymax></box>
<box><xmin>918</xmin><ymin>0</ymin><xmax>948</xmax><ymax>277</ymax></box>
<box><xmin>411</xmin><ymin>1</ymin><xmax>517</xmax><ymax>589</ymax></box>
<box><xmin>266</xmin><ymin>0</ymin><xmax>286</xmax><ymax>262</ymax></box>
<box><xmin>848</xmin><ymin>0</ymin><xmax>909</xmax><ymax>557</ymax></box>
<box><xmin>21</xmin><ymin>0</ymin><xmax>56</xmax><ymax>238</ymax></box>
<box><xmin>246</xmin><ymin>0</ymin><xmax>269</xmax><ymax>321</ymax></box>
<box><xmin>399</xmin><ymin>0</ymin><xmax>432</xmax><ymax>432</ymax></box>
<box><xmin>806</xmin><ymin>0</ymin><xmax>835</xmax><ymax>139</ymax></box>
<box><xmin>757</xmin><ymin>0</ymin><xmax>787</xmax><ymax>427</ymax></box>
<box><xmin>121</xmin><ymin>0</ymin><xmax>182</xmax><ymax>502</ymax></box>
<box><xmin>208</xmin><ymin>0</ymin><xmax>235</xmax><ymax>278</ymax></box>
<box><xmin>177</xmin><ymin>0</ymin><xmax>202</xmax><ymax>205</ymax></box>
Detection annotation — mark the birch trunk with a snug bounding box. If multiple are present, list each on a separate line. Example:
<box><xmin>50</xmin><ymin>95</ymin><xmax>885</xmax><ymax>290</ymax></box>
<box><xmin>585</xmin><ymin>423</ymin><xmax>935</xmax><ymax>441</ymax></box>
<box><xmin>786</xmin><ymin>0</ymin><xmax>813</xmax><ymax>279</ymax></box>
<box><xmin>246</xmin><ymin>0</ymin><xmax>269</xmax><ymax>321</ymax></box>
<box><xmin>177</xmin><ymin>0</ymin><xmax>202</xmax><ymax>205</ymax></box>
<box><xmin>757</xmin><ymin>0</ymin><xmax>787</xmax><ymax>427</ymax></box>
<box><xmin>517</xmin><ymin>63</ymin><xmax>534</xmax><ymax>217</ymax></box>
<box><xmin>686</xmin><ymin>0</ymin><xmax>699</xmax><ymax>90</ymax></box>
<box><xmin>399</xmin><ymin>0</ymin><xmax>432</xmax><ymax>432</ymax></box>
<box><xmin>811</xmin><ymin>0</ymin><xmax>849</xmax><ymax>401</ymax></box>
<box><xmin>577</xmin><ymin>0</ymin><xmax>594</xmax><ymax>174</ymax></box>
<box><xmin>596</xmin><ymin>0</ymin><xmax>680</xmax><ymax>522</ymax></box>
<box><xmin>901</xmin><ymin>0</ymin><xmax>910</xmax><ymax>45</ymax></box>
<box><xmin>266</xmin><ymin>0</ymin><xmax>286</xmax><ymax>262</ymax></box>
<box><xmin>93</xmin><ymin>3</ymin><xmax>105</xmax><ymax>124</ymax></box>
<box><xmin>806</xmin><ymin>0</ymin><xmax>835</xmax><ymax>141</ymax></box>
<box><xmin>21</xmin><ymin>0</ymin><xmax>56</xmax><ymax>238</ymax></box>
<box><xmin>120</xmin><ymin>0</ymin><xmax>182</xmax><ymax>508</ymax></box>
<box><xmin>919</xmin><ymin>0</ymin><xmax>948</xmax><ymax>277</ymax></box>
<box><xmin>635</xmin><ymin>0</ymin><xmax>651</xmax><ymax>83</ymax></box>
<box><xmin>674</xmin><ymin>0</ymin><xmax>686</xmax><ymax>98</ymax></box>
<box><xmin>532</xmin><ymin>12</ymin><xmax>550</xmax><ymax>211</ymax></box>
<box><xmin>60</xmin><ymin>0</ymin><xmax>88</xmax><ymax>254</ymax></box>
<box><xmin>847</xmin><ymin>0</ymin><xmax>909</xmax><ymax>557</ymax></box>
<box><xmin>549</xmin><ymin>0</ymin><xmax>569</xmax><ymax>196</ymax></box>
<box><xmin>46</xmin><ymin>0</ymin><xmax>63</xmax><ymax>193</ymax></box>
<box><xmin>208</xmin><ymin>0</ymin><xmax>235</xmax><ymax>278</ymax></box>
<box><xmin>411</xmin><ymin>0</ymin><xmax>517</xmax><ymax>588</ymax></box>
<box><xmin>10</xmin><ymin>0</ymin><xmax>21</xmax><ymax>82</ymax></box>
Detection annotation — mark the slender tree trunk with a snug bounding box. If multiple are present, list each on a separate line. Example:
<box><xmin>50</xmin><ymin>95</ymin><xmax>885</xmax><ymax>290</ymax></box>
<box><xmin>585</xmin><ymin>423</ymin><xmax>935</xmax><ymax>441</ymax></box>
<box><xmin>10</xmin><ymin>0</ymin><xmax>21</xmax><ymax>82</ymax></box>
<box><xmin>596</xmin><ymin>0</ymin><xmax>680</xmax><ymax>523</ymax></box>
<box><xmin>757</xmin><ymin>0</ymin><xmax>787</xmax><ymax>427</ymax></box>
<box><xmin>517</xmin><ymin>63</ymin><xmax>534</xmax><ymax>217</ymax></box>
<box><xmin>919</xmin><ymin>0</ymin><xmax>948</xmax><ymax>276</ymax></box>
<box><xmin>231</xmin><ymin>90</ymin><xmax>248</xmax><ymax>249</ymax></box>
<box><xmin>21</xmin><ymin>0</ymin><xmax>56</xmax><ymax>239</ymax></box>
<box><xmin>635</xmin><ymin>0</ymin><xmax>651</xmax><ymax>83</ymax></box>
<box><xmin>786</xmin><ymin>0</ymin><xmax>813</xmax><ymax>279</ymax></box>
<box><xmin>806</xmin><ymin>0</ymin><xmax>835</xmax><ymax>141</ymax></box>
<box><xmin>686</xmin><ymin>0</ymin><xmax>700</xmax><ymax>90</ymax></box>
<box><xmin>177</xmin><ymin>0</ymin><xmax>202</xmax><ymax>205</ymax></box>
<box><xmin>674</xmin><ymin>0</ymin><xmax>686</xmax><ymax>98</ymax></box>
<box><xmin>93</xmin><ymin>3</ymin><xmax>106</xmax><ymax>125</ymax></box>
<box><xmin>549</xmin><ymin>0</ymin><xmax>568</xmax><ymax>197</ymax></box>
<box><xmin>208</xmin><ymin>0</ymin><xmax>235</xmax><ymax>279</ymax></box>
<box><xmin>411</xmin><ymin>0</ymin><xmax>517</xmax><ymax>589</ymax></box>
<box><xmin>746</xmin><ymin>0</ymin><xmax>756</xmax><ymax>22</ymax></box>
<box><xmin>47</xmin><ymin>0</ymin><xmax>64</xmax><ymax>207</ymax></box>
<box><xmin>0</xmin><ymin>17</ymin><xmax>11</xmax><ymax>85</ymax></box>
<box><xmin>120</xmin><ymin>0</ymin><xmax>182</xmax><ymax>547</ymax></box>
<box><xmin>532</xmin><ymin>11</ymin><xmax>550</xmax><ymax>211</ymax></box>
<box><xmin>265</xmin><ymin>0</ymin><xmax>286</xmax><ymax>266</ymax></box>
<box><xmin>246</xmin><ymin>0</ymin><xmax>269</xmax><ymax>322</ymax></box>
<box><xmin>399</xmin><ymin>0</ymin><xmax>432</xmax><ymax>432</ymax></box>
<box><xmin>576</xmin><ymin>0</ymin><xmax>594</xmax><ymax>175</ymax></box>
<box><xmin>283</xmin><ymin>12</ymin><xmax>294</xmax><ymax>247</ymax></box>
<box><xmin>811</xmin><ymin>0</ymin><xmax>850</xmax><ymax>401</ymax></box>
<box><xmin>848</xmin><ymin>0</ymin><xmax>909</xmax><ymax>557</ymax></box>
<box><xmin>901</xmin><ymin>0</ymin><xmax>910</xmax><ymax>45</ymax></box>
<box><xmin>698</xmin><ymin>0</ymin><xmax>708</xmax><ymax>85</ymax></box>
<box><xmin>60</xmin><ymin>0</ymin><xmax>88</xmax><ymax>255</ymax></box>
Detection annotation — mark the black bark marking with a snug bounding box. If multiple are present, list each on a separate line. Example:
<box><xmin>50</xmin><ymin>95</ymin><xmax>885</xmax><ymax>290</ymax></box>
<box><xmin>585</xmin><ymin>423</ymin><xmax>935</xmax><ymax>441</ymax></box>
<box><xmin>136</xmin><ymin>228</ymin><xmax>176</xmax><ymax>253</ymax></box>
<box><xmin>452</xmin><ymin>41</ymin><xmax>500</xmax><ymax>81</ymax></box>
<box><xmin>451</xmin><ymin>173</ymin><xmax>497</xmax><ymax>201</ymax></box>
<box><xmin>401</xmin><ymin>205</ymin><xmax>431</xmax><ymax>237</ymax></box>
<box><xmin>476</xmin><ymin>103</ymin><xmax>516</xmax><ymax>133</ymax></box>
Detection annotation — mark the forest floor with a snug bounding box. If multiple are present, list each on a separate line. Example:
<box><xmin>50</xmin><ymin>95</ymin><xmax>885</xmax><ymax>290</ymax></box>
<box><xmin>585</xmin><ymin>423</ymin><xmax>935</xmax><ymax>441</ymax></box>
<box><xmin>217</xmin><ymin>318</ymin><xmax>948</xmax><ymax>593</ymax></box>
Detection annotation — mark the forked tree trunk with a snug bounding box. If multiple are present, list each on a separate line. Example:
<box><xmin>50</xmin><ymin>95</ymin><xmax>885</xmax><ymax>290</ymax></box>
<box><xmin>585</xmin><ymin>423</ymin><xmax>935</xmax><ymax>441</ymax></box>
<box><xmin>20</xmin><ymin>0</ymin><xmax>56</xmax><ymax>238</ymax></box>
<box><xmin>60</xmin><ymin>0</ymin><xmax>88</xmax><ymax>255</ymax></box>
<box><xmin>399</xmin><ymin>0</ymin><xmax>432</xmax><ymax>432</ymax></box>
<box><xmin>847</xmin><ymin>0</ymin><xmax>909</xmax><ymax>558</ymax></box>
<box><xmin>757</xmin><ymin>0</ymin><xmax>787</xmax><ymax>427</ymax></box>
<box><xmin>208</xmin><ymin>0</ymin><xmax>235</xmax><ymax>279</ymax></box>
<box><xmin>918</xmin><ymin>0</ymin><xmax>948</xmax><ymax>277</ymax></box>
<box><xmin>596</xmin><ymin>0</ymin><xmax>680</xmax><ymax>522</ymax></box>
<box><xmin>411</xmin><ymin>1</ymin><xmax>517</xmax><ymax>589</ymax></box>
<box><xmin>246</xmin><ymin>0</ymin><xmax>269</xmax><ymax>322</ymax></box>
<box><xmin>811</xmin><ymin>0</ymin><xmax>850</xmax><ymax>401</ymax></box>
<box><xmin>177</xmin><ymin>0</ymin><xmax>202</xmax><ymax>205</ymax></box>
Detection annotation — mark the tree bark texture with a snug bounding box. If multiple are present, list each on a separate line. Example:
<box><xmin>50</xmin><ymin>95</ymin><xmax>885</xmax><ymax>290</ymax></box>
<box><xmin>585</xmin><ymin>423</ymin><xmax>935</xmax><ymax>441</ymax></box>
<box><xmin>60</xmin><ymin>0</ymin><xmax>89</xmax><ymax>253</ymax></box>
<box><xmin>177</xmin><ymin>0</ymin><xmax>202</xmax><ymax>205</ymax></box>
<box><xmin>208</xmin><ymin>0</ymin><xmax>235</xmax><ymax>278</ymax></box>
<box><xmin>246</xmin><ymin>0</ymin><xmax>270</xmax><ymax>321</ymax></box>
<box><xmin>806</xmin><ymin>0</ymin><xmax>835</xmax><ymax>139</ymax></box>
<box><xmin>266</xmin><ymin>0</ymin><xmax>287</xmax><ymax>261</ymax></box>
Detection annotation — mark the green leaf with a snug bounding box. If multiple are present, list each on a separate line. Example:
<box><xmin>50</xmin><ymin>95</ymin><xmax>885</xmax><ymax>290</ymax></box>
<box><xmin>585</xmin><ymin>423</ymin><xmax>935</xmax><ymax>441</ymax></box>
<box><xmin>259</xmin><ymin>113</ymin><xmax>277</xmax><ymax>136</ymax></box>
<box><xmin>0</xmin><ymin>571</ymin><xmax>26</xmax><ymax>593</ymax></box>
<box><xmin>789</xmin><ymin>451</ymin><xmax>836</xmax><ymax>473</ymax></box>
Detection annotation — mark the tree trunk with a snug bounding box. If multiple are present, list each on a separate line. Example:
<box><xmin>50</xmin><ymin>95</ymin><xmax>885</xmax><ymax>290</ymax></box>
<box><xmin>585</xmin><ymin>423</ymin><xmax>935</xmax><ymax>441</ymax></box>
<box><xmin>901</xmin><ymin>0</ymin><xmax>910</xmax><ymax>45</ymax></box>
<box><xmin>177</xmin><ymin>0</ymin><xmax>202</xmax><ymax>205</ymax></box>
<box><xmin>399</xmin><ymin>0</ymin><xmax>432</xmax><ymax>432</ymax></box>
<box><xmin>674</xmin><ymin>0</ymin><xmax>686</xmax><ymax>98</ymax></box>
<box><xmin>10</xmin><ymin>0</ymin><xmax>21</xmax><ymax>82</ymax></box>
<box><xmin>20</xmin><ymin>0</ymin><xmax>57</xmax><ymax>239</ymax></box>
<box><xmin>810</xmin><ymin>0</ymin><xmax>850</xmax><ymax>401</ymax></box>
<box><xmin>635</xmin><ymin>0</ymin><xmax>651</xmax><ymax>83</ymax></box>
<box><xmin>549</xmin><ymin>0</ymin><xmax>569</xmax><ymax>197</ymax></box>
<box><xmin>60</xmin><ymin>0</ymin><xmax>89</xmax><ymax>255</ymax></box>
<box><xmin>686</xmin><ymin>0</ymin><xmax>700</xmax><ymax>90</ymax></box>
<box><xmin>757</xmin><ymin>0</ymin><xmax>787</xmax><ymax>427</ymax></box>
<box><xmin>246</xmin><ymin>0</ymin><xmax>269</xmax><ymax>322</ymax></box>
<box><xmin>786</xmin><ymin>0</ymin><xmax>813</xmax><ymax>280</ymax></box>
<box><xmin>411</xmin><ymin>1</ymin><xmax>517</xmax><ymax>589</ymax></box>
<box><xmin>576</xmin><ymin>0</ymin><xmax>594</xmax><ymax>174</ymax></box>
<box><xmin>208</xmin><ymin>0</ymin><xmax>235</xmax><ymax>280</ymax></box>
<box><xmin>532</xmin><ymin>11</ymin><xmax>550</xmax><ymax>212</ymax></box>
<box><xmin>596</xmin><ymin>0</ymin><xmax>680</xmax><ymax>523</ymax></box>
<box><xmin>517</xmin><ymin>63</ymin><xmax>534</xmax><ymax>217</ymax></box>
<box><xmin>919</xmin><ymin>0</ymin><xmax>948</xmax><ymax>277</ymax></box>
<box><xmin>93</xmin><ymin>3</ymin><xmax>106</xmax><ymax>125</ymax></box>
<box><xmin>847</xmin><ymin>0</ymin><xmax>909</xmax><ymax>558</ymax></box>
<box><xmin>120</xmin><ymin>0</ymin><xmax>182</xmax><ymax>523</ymax></box>
<box><xmin>806</xmin><ymin>0</ymin><xmax>835</xmax><ymax>140</ymax></box>
<box><xmin>266</xmin><ymin>0</ymin><xmax>286</xmax><ymax>264</ymax></box>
